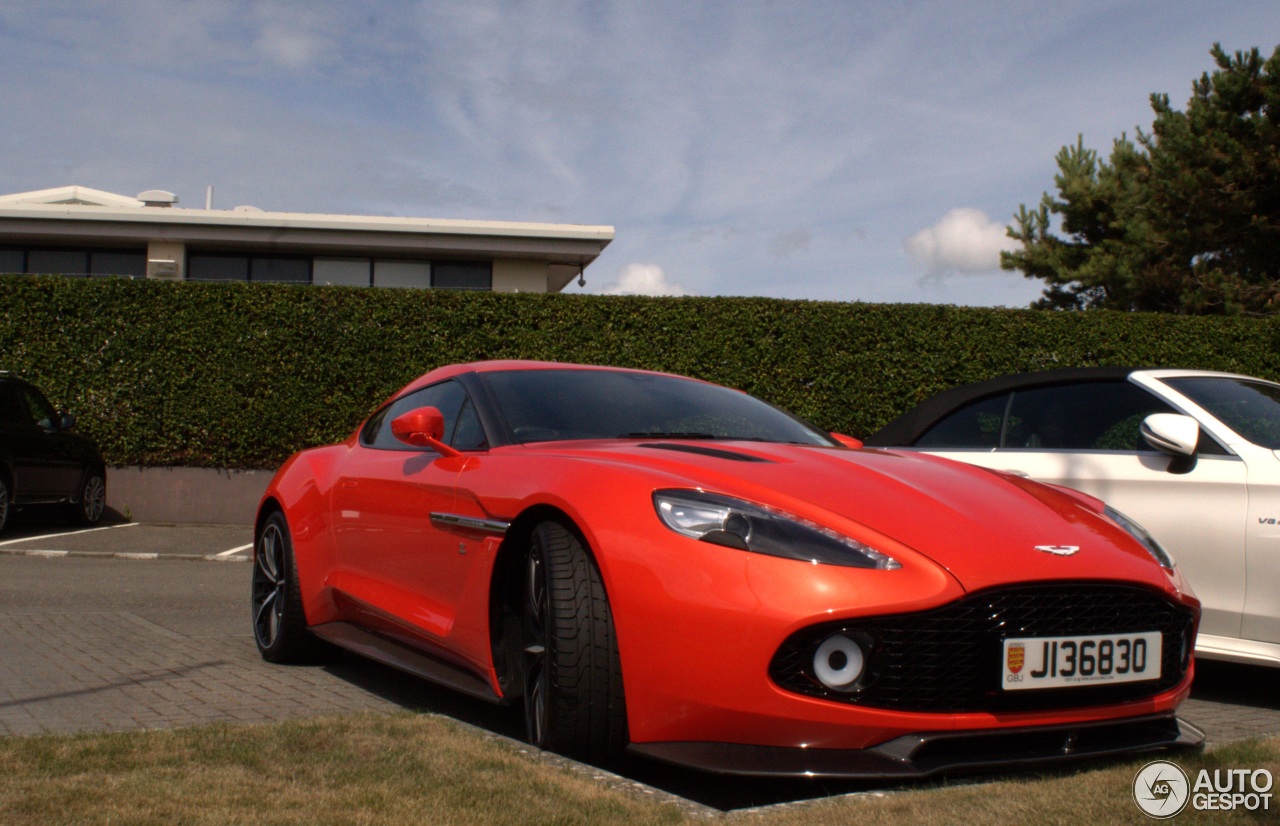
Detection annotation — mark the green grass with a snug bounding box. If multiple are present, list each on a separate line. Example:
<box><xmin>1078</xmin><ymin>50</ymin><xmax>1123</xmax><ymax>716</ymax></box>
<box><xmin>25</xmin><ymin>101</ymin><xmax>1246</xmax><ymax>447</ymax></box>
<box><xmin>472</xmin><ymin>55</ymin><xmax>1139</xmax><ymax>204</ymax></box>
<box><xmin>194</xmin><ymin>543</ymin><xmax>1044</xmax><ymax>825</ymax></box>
<box><xmin>0</xmin><ymin>713</ymin><xmax>1276</xmax><ymax>825</ymax></box>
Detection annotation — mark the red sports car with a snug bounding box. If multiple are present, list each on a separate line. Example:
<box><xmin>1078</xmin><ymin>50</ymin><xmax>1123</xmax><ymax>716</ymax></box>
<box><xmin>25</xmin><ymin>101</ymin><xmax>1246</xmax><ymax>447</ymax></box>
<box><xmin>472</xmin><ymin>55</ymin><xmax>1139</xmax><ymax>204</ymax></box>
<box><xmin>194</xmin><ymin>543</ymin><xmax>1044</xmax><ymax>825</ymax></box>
<box><xmin>252</xmin><ymin>361</ymin><xmax>1203</xmax><ymax>778</ymax></box>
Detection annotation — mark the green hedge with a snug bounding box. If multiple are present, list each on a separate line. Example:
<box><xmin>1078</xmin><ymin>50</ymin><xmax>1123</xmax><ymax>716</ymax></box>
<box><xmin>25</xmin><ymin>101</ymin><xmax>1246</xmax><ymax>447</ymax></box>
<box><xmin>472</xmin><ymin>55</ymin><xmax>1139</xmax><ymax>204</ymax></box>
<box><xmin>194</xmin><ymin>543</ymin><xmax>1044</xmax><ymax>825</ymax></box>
<box><xmin>3</xmin><ymin>275</ymin><xmax>1279</xmax><ymax>469</ymax></box>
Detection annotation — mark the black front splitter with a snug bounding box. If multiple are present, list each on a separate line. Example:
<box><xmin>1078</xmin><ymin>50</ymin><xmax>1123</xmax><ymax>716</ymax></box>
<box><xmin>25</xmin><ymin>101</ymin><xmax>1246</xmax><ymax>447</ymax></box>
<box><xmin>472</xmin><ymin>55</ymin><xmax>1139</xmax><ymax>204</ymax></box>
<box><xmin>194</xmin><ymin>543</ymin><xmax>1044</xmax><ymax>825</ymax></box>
<box><xmin>627</xmin><ymin>713</ymin><xmax>1204</xmax><ymax>779</ymax></box>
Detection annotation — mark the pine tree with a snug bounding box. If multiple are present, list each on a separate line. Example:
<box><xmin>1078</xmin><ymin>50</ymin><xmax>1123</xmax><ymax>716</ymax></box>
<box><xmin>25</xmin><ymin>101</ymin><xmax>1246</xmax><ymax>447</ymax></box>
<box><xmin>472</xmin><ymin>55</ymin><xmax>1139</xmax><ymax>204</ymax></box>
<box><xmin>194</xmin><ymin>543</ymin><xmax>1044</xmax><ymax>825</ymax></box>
<box><xmin>1003</xmin><ymin>44</ymin><xmax>1280</xmax><ymax>315</ymax></box>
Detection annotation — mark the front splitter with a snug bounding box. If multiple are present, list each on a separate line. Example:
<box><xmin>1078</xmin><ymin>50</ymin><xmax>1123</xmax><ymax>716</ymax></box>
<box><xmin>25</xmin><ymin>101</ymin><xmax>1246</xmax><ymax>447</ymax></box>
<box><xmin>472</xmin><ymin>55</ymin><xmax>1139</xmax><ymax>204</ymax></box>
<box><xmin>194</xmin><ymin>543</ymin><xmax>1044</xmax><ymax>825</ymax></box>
<box><xmin>628</xmin><ymin>713</ymin><xmax>1205</xmax><ymax>779</ymax></box>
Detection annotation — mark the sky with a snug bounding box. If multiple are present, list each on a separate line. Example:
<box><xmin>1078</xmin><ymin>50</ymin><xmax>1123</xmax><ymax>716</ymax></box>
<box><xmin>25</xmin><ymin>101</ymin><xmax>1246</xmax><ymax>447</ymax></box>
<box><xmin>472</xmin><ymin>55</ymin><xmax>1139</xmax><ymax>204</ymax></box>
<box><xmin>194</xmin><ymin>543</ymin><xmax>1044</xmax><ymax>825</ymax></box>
<box><xmin>1</xmin><ymin>1</ymin><xmax>1275</xmax><ymax>307</ymax></box>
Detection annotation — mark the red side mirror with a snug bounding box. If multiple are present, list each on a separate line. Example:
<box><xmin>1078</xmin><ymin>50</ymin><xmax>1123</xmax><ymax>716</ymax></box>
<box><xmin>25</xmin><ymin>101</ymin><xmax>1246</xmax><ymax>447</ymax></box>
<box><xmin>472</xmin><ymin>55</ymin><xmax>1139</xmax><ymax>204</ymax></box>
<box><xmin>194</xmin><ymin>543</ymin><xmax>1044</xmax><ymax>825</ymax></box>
<box><xmin>391</xmin><ymin>407</ymin><xmax>460</xmax><ymax>456</ymax></box>
<box><xmin>830</xmin><ymin>433</ymin><xmax>863</xmax><ymax>449</ymax></box>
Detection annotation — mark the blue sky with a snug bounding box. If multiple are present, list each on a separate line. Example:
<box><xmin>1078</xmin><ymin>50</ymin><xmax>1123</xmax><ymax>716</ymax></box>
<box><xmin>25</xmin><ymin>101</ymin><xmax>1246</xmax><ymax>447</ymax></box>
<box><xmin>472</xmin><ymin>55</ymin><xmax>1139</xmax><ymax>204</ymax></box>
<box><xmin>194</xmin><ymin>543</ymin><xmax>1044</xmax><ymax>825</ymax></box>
<box><xmin>1</xmin><ymin>2</ymin><xmax>1274</xmax><ymax>305</ymax></box>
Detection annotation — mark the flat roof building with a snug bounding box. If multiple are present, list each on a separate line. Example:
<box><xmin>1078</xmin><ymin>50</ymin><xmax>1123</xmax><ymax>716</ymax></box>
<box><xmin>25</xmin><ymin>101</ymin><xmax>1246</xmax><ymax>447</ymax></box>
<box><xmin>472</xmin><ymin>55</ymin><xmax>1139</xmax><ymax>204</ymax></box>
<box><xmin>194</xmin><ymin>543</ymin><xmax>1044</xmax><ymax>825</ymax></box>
<box><xmin>0</xmin><ymin>186</ymin><xmax>614</xmax><ymax>292</ymax></box>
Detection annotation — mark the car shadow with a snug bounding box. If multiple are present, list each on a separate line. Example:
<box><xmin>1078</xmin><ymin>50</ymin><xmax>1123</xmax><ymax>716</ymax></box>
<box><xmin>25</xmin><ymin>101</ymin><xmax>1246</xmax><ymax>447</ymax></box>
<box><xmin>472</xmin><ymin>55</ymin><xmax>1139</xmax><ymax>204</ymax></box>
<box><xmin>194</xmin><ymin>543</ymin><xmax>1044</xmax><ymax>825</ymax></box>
<box><xmin>314</xmin><ymin>650</ymin><xmax>1280</xmax><ymax>812</ymax></box>
<box><xmin>1191</xmin><ymin>660</ymin><xmax>1280</xmax><ymax>709</ymax></box>
<box><xmin>320</xmin><ymin>651</ymin><xmax>524</xmax><ymax>741</ymax></box>
<box><xmin>312</xmin><ymin>650</ymin><xmax>1120</xmax><ymax>812</ymax></box>
<box><xmin>0</xmin><ymin>505</ymin><xmax>129</xmax><ymax>542</ymax></box>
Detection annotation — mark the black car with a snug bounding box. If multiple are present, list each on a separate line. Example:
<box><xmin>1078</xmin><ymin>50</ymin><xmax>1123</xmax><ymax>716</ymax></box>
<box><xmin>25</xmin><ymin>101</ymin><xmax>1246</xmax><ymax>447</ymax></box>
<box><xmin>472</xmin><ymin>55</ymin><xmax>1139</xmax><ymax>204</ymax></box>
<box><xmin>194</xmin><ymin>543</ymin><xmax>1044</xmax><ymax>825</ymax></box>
<box><xmin>0</xmin><ymin>373</ymin><xmax>106</xmax><ymax>532</ymax></box>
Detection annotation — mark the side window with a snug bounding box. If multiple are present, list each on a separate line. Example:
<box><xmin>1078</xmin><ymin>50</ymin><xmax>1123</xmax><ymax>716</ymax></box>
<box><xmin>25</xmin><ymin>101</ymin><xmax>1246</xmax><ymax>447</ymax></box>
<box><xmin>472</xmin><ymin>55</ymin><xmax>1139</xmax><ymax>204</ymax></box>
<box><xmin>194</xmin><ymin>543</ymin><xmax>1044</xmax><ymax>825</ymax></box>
<box><xmin>361</xmin><ymin>380</ymin><xmax>468</xmax><ymax>451</ymax></box>
<box><xmin>1004</xmin><ymin>382</ymin><xmax>1175</xmax><ymax>451</ymax></box>
<box><xmin>915</xmin><ymin>394</ymin><xmax>1009</xmax><ymax>448</ymax></box>
<box><xmin>0</xmin><ymin>385</ymin><xmax>26</xmax><ymax>425</ymax></box>
<box><xmin>451</xmin><ymin>399</ymin><xmax>489</xmax><ymax>451</ymax></box>
<box><xmin>18</xmin><ymin>386</ymin><xmax>58</xmax><ymax>429</ymax></box>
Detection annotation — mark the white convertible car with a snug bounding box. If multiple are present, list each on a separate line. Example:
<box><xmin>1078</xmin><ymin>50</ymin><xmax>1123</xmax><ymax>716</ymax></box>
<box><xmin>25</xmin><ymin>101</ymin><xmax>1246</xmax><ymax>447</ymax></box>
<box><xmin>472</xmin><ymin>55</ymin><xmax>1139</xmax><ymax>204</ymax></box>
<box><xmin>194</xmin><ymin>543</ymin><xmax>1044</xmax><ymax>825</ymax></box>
<box><xmin>866</xmin><ymin>367</ymin><xmax>1280</xmax><ymax>668</ymax></box>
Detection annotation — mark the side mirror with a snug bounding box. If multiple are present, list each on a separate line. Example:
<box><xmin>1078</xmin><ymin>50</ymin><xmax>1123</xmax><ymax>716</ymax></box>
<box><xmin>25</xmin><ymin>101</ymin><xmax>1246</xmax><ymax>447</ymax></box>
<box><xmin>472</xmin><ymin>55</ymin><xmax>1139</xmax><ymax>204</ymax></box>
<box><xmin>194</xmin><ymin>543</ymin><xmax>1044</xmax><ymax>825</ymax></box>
<box><xmin>830</xmin><ymin>433</ymin><xmax>863</xmax><ymax>449</ymax></box>
<box><xmin>60</xmin><ymin>411</ymin><xmax>76</xmax><ymax>430</ymax></box>
<box><xmin>1141</xmin><ymin>413</ymin><xmax>1199</xmax><ymax>457</ymax></box>
<box><xmin>1141</xmin><ymin>413</ymin><xmax>1199</xmax><ymax>474</ymax></box>
<box><xmin>391</xmin><ymin>407</ymin><xmax>462</xmax><ymax>457</ymax></box>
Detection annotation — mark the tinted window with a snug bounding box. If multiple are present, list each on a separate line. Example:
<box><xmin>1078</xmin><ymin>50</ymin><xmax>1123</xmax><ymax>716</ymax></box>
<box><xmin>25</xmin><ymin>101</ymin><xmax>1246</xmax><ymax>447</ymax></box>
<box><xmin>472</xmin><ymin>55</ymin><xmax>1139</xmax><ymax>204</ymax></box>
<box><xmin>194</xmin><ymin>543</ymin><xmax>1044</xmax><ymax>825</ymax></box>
<box><xmin>361</xmin><ymin>380</ymin><xmax>469</xmax><ymax>451</ymax></box>
<box><xmin>915</xmin><ymin>394</ymin><xmax>1008</xmax><ymax>448</ymax></box>
<box><xmin>28</xmin><ymin>250</ymin><xmax>88</xmax><ymax>276</ymax></box>
<box><xmin>90</xmin><ymin>252</ymin><xmax>147</xmax><ymax>277</ymax></box>
<box><xmin>252</xmin><ymin>257</ymin><xmax>310</xmax><ymax>283</ymax></box>
<box><xmin>433</xmin><ymin>262</ymin><xmax>491</xmax><ymax>291</ymax></box>
<box><xmin>189</xmin><ymin>255</ymin><xmax>249</xmax><ymax>281</ymax></box>
<box><xmin>913</xmin><ymin>381</ymin><xmax>1183</xmax><ymax>451</ymax></box>
<box><xmin>452</xmin><ymin>399</ymin><xmax>489</xmax><ymax>451</ymax></box>
<box><xmin>1166</xmin><ymin>377</ymin><xmax>1280</xmax><ymax>449</ymax></box>
<box><xmin>478</xmin><ymin>369</ymin><xmax>835</xmax><ymax>446</ymax></box>
<box><xmin>1004</xmin><ymin>382</ymin><xmax>1175</xmax><ymax>450</ymax></box>
<box><xmin>0</xmin><ymin>384</ymin><xmax>26</xmax><ymax>424</ymax></box>
<box><xmin>17</xmin><ymin>385</ymin><xmax>58</xmax><ymax>429</ymax></box>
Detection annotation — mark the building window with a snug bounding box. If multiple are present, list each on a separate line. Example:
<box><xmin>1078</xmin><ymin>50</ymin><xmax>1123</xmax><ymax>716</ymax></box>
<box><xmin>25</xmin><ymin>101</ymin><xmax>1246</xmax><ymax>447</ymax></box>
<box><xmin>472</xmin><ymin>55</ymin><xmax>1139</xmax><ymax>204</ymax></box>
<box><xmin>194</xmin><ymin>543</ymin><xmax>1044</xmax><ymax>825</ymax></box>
<box><xmin>251</xmin><ymin>256</ymin><xmax>310</xmax><ymax>283</ymax></box>
<box><xmin>433</xmin><ymin>261</ymin><xmax>491</xmax><ymax>291</ymax></box>
<box><xmin>0</xmin><ymin>250</ymin><xmax>23</xmax><ymax>274</ymax></box>
<box><xmin>2</xmin><ymin>247</ymin><xmax>146</xmax><ymax>277</ymax></box>
<box><xmin>90</xmin><ymin>251</ymin><xmax>146</xmax><ymax>277</ymax></box>
<box><xmin>189</xmin><ymin>254</ymin><xmax>249</xmax><ymax>281</ymax></box>
<box><xmin>28</xmin><ymin>250</ymin><xmax>90</xmax><ymax>276</ymax></box>
<box><xmin>374</xmin><ymin>260</ymin><xmax>432</xmax><ymax>289</ymax></box>
<box><xmin>314</xmin><ymin>258</ymin><xmax>371</xmax><ymax>286</ymax></box>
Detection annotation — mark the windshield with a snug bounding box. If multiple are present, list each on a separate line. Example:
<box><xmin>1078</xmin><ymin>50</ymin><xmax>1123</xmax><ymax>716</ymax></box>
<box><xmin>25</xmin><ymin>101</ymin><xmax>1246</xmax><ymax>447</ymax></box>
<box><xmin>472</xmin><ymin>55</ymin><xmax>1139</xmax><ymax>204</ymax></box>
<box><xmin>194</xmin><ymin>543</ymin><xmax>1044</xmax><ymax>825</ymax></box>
<box><xmin>477</xmin><ymin>369</ymin><xmax>836</xmax><ymax>446</ymax></box>
<box><xmin>1164</xmin><ymin>376</ymin><xmax>1280</xmax><ymax>449</ymax></box>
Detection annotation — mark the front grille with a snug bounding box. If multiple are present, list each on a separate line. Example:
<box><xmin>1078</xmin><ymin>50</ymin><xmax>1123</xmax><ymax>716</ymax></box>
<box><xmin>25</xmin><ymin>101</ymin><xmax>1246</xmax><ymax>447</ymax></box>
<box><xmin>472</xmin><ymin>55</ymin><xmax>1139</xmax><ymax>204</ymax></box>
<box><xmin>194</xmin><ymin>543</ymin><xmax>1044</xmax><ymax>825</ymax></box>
<box><xmin>770</xmin><ymin>582</ymin><xmax>1196</xmax><ymax>713</ymax></box>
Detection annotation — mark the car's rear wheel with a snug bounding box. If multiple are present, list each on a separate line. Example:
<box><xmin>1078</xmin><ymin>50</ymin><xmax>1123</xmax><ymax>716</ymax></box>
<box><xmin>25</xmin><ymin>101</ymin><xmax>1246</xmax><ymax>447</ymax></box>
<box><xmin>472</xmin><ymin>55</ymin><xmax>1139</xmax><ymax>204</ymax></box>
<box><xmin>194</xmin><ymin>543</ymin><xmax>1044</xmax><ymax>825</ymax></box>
<box><xmin>523</xmin><ymin>520</ymin><xmax>627</xmax><ymax>762</ymax></box>
<box><xmin>67</xmin><ymin>470</ymin><xmax>106</xmax><ymax>526</ymax></box>
<box><xmin>252</xmin><ymin>511</ymin><xmax>326</xmax><ymax>663</ymax></box>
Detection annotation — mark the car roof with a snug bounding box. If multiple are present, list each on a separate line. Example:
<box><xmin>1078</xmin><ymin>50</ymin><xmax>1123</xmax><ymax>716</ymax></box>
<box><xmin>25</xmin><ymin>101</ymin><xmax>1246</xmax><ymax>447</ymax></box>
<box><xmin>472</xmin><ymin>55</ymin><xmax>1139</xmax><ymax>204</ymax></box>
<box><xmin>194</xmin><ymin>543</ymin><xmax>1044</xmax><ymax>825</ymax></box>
<box><xmin>396</xmin><ymin>360</ymin><xmax>704</xmax><ymax>399</ymax></box>
<box><xmin>864</xmin><ymin>366</ymin><xmax>1139</xmax><ymax>446</ymax></box>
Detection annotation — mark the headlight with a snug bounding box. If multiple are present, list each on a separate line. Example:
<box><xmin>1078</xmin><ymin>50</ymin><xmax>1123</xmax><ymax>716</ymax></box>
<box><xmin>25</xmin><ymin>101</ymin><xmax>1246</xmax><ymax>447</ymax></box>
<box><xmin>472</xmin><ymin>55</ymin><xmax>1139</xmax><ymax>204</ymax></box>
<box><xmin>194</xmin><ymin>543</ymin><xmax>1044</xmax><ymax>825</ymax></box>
<box><xmin>653</xmin><ymin>489</ymin><xmax>901</xmax><ymax>570</ymax></box>
<box><xmin>1104</xmin><ymin>505</ymin><xmax>1175</xmax><ymax>570</ymax></box>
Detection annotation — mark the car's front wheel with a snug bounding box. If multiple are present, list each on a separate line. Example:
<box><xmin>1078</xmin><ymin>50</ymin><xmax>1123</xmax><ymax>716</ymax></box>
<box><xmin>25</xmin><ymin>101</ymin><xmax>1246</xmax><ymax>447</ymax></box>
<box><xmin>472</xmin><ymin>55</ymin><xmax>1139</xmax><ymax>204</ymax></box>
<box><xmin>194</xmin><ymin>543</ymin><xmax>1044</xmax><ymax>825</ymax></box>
<box><xmin>252</xmin><ymin>511</ymin><xmax>326</xmax><ymax>663</ymax></box>
<box><xmin>67</xmin><ymin>470</ymin><xmax>106</xmax><ymax>526</ymax></box>
<box><xmin>523</xmin><ymin>520</ymin><xmax>627</xmax><ymax>763</ymax></box>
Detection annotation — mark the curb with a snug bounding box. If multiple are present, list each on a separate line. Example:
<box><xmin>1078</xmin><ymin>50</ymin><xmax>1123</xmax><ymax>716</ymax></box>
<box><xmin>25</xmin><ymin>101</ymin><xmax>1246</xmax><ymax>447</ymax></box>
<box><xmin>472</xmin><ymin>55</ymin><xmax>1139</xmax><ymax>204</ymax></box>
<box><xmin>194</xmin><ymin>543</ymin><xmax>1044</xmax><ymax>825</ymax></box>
<box><xmin>0</xmin><ymin>548</ymin><xmax>250</xmax><ymax>562</ymax></box>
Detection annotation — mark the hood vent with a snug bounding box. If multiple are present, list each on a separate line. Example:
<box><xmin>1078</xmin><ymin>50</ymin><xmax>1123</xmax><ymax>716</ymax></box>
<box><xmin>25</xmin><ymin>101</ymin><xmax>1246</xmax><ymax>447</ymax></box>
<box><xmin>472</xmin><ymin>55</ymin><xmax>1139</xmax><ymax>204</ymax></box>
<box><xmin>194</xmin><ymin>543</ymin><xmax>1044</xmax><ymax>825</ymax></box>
<box><xmin>639</xmin><ymin>443</ymin><xmax>772</xmax><ymax>463</ymax></box>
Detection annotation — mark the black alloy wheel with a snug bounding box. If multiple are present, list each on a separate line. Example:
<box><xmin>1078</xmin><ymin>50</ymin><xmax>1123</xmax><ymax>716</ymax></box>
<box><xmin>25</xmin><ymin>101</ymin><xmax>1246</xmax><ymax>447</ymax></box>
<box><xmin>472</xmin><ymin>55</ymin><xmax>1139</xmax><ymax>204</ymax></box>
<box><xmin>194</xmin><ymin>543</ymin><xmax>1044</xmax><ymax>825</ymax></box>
<box><xmin>522</xmin><ymin>520</ymin><xmax>627</xmax><ymax>763</ymax></box>
<box><xmin>252</xmin><ymin>511</ymin><xmax>325</xmax><ymax>663</ymax></box>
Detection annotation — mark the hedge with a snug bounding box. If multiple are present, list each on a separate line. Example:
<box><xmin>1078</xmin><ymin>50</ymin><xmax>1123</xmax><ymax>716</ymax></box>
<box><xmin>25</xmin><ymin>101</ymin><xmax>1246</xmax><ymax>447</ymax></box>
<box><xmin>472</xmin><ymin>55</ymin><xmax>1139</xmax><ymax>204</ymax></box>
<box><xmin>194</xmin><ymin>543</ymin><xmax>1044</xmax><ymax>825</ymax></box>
<box><xmin>3</xmin><ymin>275</ymin><xmax>1279</xmax><ymax>469</ymax></box>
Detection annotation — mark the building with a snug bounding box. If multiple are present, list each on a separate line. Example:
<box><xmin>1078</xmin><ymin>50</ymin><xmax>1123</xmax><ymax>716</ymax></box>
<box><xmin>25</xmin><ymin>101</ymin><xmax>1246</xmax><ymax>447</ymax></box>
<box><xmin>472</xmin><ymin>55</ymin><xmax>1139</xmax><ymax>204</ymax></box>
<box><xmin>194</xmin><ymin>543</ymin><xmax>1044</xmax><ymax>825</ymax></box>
<box><xmin>0</xmin><ymin>186</ymin><xmax>613</xmax><ymax>292</ymax></box>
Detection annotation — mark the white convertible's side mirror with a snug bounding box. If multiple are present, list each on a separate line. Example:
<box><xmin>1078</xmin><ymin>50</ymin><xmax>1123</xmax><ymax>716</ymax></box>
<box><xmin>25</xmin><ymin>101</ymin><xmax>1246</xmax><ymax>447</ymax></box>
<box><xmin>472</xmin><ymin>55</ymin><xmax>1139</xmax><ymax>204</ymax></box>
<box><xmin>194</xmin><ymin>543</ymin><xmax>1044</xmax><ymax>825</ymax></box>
<box><xmin>1141</xmin><ymin>413</ymin><xmax>1200</xmax><ymax>457</ymax></box>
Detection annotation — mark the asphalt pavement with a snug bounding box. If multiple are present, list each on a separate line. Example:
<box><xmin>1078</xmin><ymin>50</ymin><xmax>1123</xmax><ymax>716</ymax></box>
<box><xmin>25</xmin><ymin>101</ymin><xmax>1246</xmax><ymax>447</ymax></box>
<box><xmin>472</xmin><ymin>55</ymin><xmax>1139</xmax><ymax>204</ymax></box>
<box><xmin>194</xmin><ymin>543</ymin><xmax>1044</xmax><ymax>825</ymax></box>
<box><xmin>2</xmin><ymin>515</ymin><xmax>1280</xmax><ymax>810</ymax></box>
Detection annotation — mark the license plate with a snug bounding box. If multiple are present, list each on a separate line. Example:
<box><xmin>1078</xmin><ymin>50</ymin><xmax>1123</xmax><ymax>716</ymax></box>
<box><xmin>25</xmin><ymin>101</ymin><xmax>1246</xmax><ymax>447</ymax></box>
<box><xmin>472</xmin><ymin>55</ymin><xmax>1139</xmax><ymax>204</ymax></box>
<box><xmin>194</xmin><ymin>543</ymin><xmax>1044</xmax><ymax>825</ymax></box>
<box><xmin>1002</xmin><ymin>632</ymin><xmax>1161</xmax><ymax>690</ymax></box>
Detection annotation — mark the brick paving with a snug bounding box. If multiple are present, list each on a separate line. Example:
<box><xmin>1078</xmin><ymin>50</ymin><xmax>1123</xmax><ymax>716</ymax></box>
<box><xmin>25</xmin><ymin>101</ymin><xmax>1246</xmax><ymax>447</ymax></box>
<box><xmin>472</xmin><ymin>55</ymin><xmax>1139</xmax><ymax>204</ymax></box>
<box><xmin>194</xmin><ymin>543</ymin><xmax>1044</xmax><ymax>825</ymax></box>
<box><xmin>1</xmin><ymin>552</ymin><xmax>1278</xmax><ymax>749</ymax></box>
<box><xmin>0</xmin><ymin>555</ymin><xmax>520</xmax><ymax>741</ymax></box>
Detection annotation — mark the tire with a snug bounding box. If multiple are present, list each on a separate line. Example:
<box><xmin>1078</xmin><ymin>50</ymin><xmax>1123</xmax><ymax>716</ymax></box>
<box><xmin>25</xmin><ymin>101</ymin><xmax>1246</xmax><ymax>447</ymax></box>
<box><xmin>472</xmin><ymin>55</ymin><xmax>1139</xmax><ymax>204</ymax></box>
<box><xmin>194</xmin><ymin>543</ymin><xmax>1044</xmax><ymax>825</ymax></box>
<box><xmin>523</xmin><ymin>520</ymin><xmax>627</xmax><ymax>762</ymax></box>
<box><xmin>67</xmin><ymin>470</ymin><xmax>106</xmax><ymax>526</ymax></box>
<box><xmin>0</xmin><ymin>474</ymin><xmax>10</xmax><ymax>534</ymax></box>
<box><xmin>252</xmin><ymin>511</ymin><xmax>327</xmax><ymax>663</ymax></box>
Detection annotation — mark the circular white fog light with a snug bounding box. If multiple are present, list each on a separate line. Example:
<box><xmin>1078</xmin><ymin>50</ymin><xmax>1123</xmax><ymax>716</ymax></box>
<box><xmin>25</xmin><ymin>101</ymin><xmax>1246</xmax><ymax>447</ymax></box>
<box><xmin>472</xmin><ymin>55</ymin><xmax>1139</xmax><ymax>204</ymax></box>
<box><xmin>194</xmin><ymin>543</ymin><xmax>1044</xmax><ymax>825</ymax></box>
<box><xmin>813</xmin><ymin>634</ymin><xmax>864</xmax><ymax>691</ymax></box>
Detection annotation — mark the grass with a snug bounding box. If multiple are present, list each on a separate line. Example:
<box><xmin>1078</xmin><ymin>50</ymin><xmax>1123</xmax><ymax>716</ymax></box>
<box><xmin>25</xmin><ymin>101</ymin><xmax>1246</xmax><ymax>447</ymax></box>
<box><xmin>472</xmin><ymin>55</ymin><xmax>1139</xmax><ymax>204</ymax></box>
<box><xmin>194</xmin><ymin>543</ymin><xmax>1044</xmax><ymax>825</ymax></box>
<box><xmin>0</xmin><ymin>713</ymin><xmax>1276</xmax><ymax>825</ymax></box>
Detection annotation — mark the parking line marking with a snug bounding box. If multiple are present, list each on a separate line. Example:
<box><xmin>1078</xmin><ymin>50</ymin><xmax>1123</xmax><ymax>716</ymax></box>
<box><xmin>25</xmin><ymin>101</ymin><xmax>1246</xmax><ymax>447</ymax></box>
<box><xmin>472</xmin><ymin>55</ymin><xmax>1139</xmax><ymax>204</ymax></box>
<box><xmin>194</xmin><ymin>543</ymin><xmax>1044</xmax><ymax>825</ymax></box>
<box><xmin>215</xmin><ymin>543</ymin><xmax>254</xmax><ymax>559</ymax></box>
<box><xmin>0</xmin><ymin>522</ymin><xmax>139</xmax><ymax>547</ymax></box>
<box><xmin>25</xmin><ymin>550</ymin><xmax>69</xmax><ymax>557</ymax></box>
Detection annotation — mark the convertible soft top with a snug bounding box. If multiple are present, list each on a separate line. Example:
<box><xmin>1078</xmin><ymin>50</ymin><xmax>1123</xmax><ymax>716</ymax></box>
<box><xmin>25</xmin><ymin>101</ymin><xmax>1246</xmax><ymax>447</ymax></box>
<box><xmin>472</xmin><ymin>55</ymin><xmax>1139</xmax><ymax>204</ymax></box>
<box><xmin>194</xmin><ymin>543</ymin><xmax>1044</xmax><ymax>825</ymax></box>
<box><xmin>864</xmin><ymin>367</ymin><xmax>1140</xmax><ymax>446</ymax></box>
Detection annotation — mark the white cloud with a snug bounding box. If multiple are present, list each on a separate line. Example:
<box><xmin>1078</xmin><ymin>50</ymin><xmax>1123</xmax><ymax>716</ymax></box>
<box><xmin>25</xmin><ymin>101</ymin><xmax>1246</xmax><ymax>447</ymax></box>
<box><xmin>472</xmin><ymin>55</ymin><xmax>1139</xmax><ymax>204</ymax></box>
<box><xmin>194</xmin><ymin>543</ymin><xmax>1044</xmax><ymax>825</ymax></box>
<box><xmin>903</xmin><ymin>208</ymin><xmax>1014</xmax><ymax>277</ymax></box>
<box><xmin>600</xmin><ymin>264</ymin><xmax>692</xmax><ymax>297</ymax></box>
